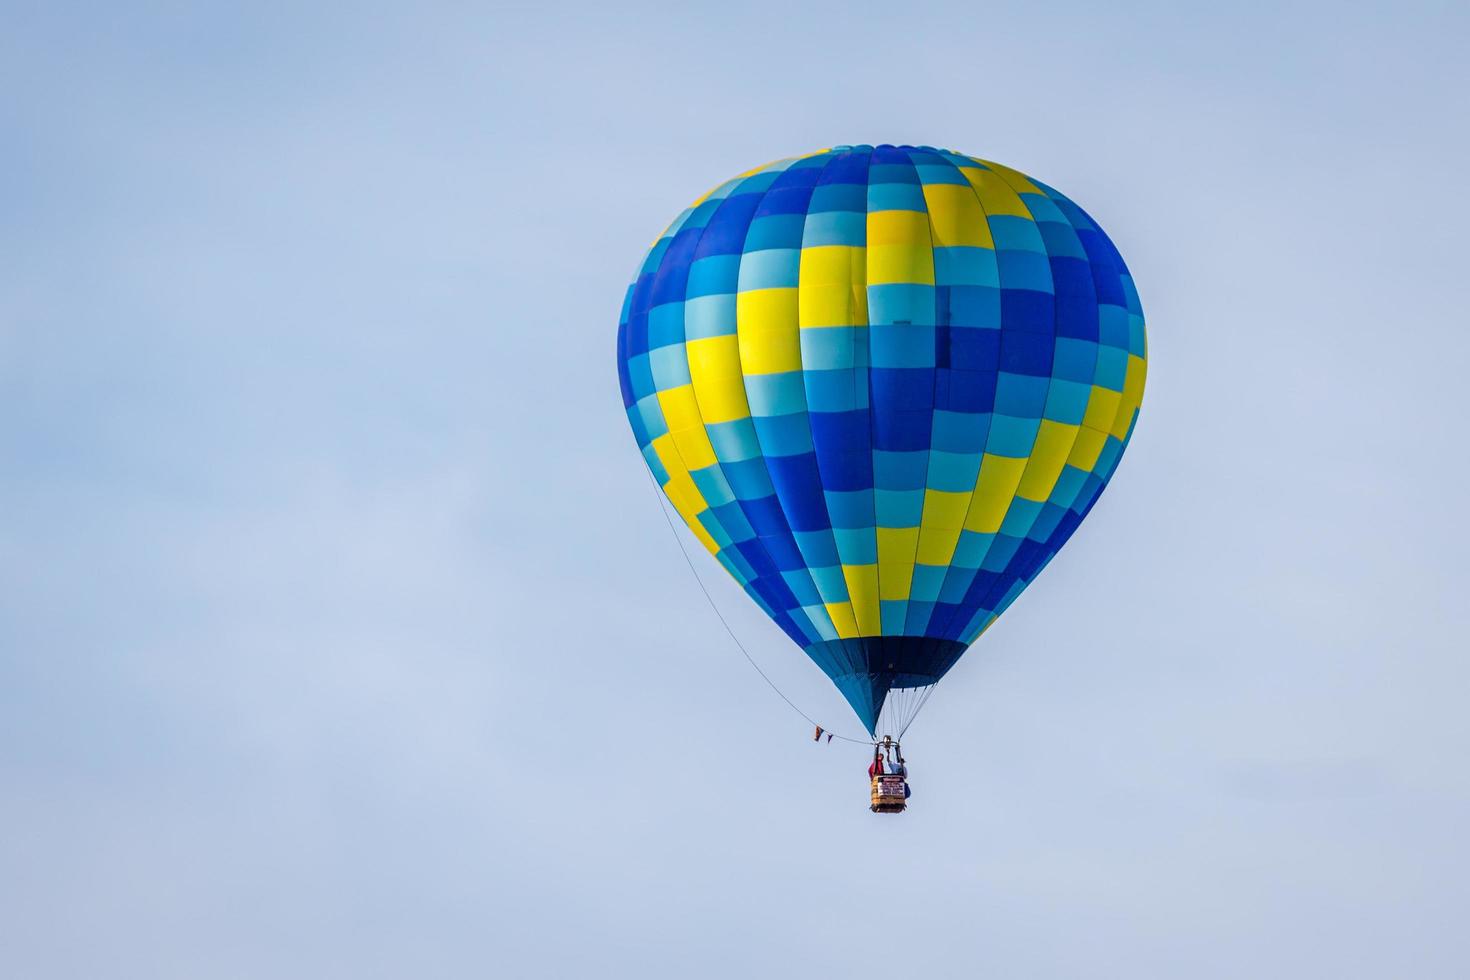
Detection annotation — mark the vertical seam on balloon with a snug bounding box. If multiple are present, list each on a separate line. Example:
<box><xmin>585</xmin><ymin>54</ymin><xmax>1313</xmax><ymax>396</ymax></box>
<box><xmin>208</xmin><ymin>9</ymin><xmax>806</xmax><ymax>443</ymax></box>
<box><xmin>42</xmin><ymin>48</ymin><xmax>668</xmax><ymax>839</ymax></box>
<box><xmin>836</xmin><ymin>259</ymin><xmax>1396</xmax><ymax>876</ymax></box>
<box><xmin>956</xmin><ymin>158</ymin><xmax>1066</xmax><ymax>642</ymax></box>
<box><xmin>1082</xmin><ymin>195</ymin><xmax>1148</xmax><ymax>448</ymax></box>
<box><xmin>925</xmin><ymin>155</ymin><xmax>1050</xmax><ymax>641</ymax></box>
<box><xmin>858</xmin><ymin>145</ymin><xmax>893</xmax><ymax>637</ymax></box>
<box><xmin>654</xmin><ymin>158</ymin><xmax>823</xmax><ymax>646</ymax></box>
<box><xmin>919</xmin><ymin>153</ymin><xmax>997</xmax><ymax>641</ymax></box>
<box><xmin>638</xmin><ymin>203</ymin><xmax>749</xmax><ymax>561</ymax></box>
<box><xmin>893</xmin><ymin>144</ymin><xmax>943</xmax><ymax>641</ymax></box>
<box><xmin>1058</xmin><ymin>195</ymin><xmax>1147</xmax><ymax>539</ymax></box>
<box><xmin>1048</xmin><ymin>191</ymin><xmax>1124</xmax><ymax>501</ymax></box>
<box><xmin>722</xmin><ymin>150</ymin><xmax>845</xmax><ymax>645</ymax></box>
<box><xmin>688</xmin><ymin>157</ymin><xmax>834</xmax><ymax>644</ymax></box>
<box><xmin>972</xmin><ymin>159</ymin><xmax>1068</xmax><ymax>638</ymax></box>
<box><xmin>1015</xmin><ymin>185</ymin><xmax>1112</xmax><ymax>610</ymax></box>
<box><xmin>863</xmin><ymin>145</ymin><xmax>922</xmax><ymax>640</ymax></box>
<box><xmin>674</xmin><ymin>168</ymin><xmax>795</xmax><ymax>617</ymax></box>
<box><xmin>958</xmin><ymin>166</ymin><xmax>1103</xmax><ymax>644</ymax></box>
<box><xmin>761</xmin><ymin>148</ymin><xmax>865</xmax><ymax>633</ymax></box>
<box><xmin>793</xmin><ymin>146</ymin><xmax>875</xmax><ymax>631</ymax></box>
<box><xmin>862</xmin><ymin>150</ymin><xmax>888</xmax><ymax>638</ymax></box>
<box><xmin>921</xmin><ymin>154</ymin><xmax>1010</xmax><ymax>641</ymax></box>
<box><xmin>853</xmin><ymin>151</ymin><xmax>881</xmax><ymax>640</ymax></box>
<box><xmin>899</xmin><ymin>146</ymin><xmax>974</xmax><ymax>640</ymax></box>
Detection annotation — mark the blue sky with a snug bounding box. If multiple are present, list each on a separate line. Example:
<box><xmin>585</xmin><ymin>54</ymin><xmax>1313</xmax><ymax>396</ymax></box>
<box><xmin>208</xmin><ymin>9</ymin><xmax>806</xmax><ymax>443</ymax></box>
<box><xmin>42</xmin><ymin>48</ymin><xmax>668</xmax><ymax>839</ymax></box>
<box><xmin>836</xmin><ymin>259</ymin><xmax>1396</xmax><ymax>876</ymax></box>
<box><xmin>3</xmin><ymin>2</ymin><xmax>1468</xmax><ymax>977</ymax></box>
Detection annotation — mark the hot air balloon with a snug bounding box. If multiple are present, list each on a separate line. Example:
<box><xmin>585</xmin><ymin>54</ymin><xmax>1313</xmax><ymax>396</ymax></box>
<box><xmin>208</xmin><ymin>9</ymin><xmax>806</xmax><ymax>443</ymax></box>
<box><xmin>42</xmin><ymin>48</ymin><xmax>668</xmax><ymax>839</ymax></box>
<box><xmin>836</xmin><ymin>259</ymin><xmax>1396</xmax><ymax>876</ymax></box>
<box><xmin>616</xmin><ymin>144</ymin><xmax>1146</xmax><ymax>750</ymax></box>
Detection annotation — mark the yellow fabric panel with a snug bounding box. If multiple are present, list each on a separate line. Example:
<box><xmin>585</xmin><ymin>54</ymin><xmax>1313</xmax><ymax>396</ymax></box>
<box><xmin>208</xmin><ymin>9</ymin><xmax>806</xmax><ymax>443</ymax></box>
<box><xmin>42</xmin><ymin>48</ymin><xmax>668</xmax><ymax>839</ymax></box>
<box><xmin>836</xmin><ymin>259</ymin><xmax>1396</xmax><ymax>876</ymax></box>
<box><xmin>652</xmin><ymin>435</ymin><xmax>708</xmax><ymax>510</ymax></box>
<box><xmin>690</xmin><ymin>373</ymin><xmax>750</xmax><ymax>425</ymax></box>
<box><xmin>876</xmin><ymin>526</ymin><xmax>920</xmax><ymax>601</ymax></box>
<box><xmin>651</xmin><ymin>433</ymin><xmax>711</xmax><ymax>523</ymax></box>
<box><xmin>799</xmin><ymin>244</ymin><xmax>866</xmax><ymax>284</ymax></box>
<box><xmin>1067</xmin><ymin>425</ymin><xmax>1109</xmax><ymax>472</ymax></box>
<box><xmin>736</xmin><ymin>288</ymin><xmax>800</xmax><ymax>374</ymax></box>
<box><xmin>650</xmin><ymin>432</ymin><xmax>683</xmax><ymax>478</ymax></box>
<box><xmin>878</xmin><ymin>560</ymin><xmax>915</xmax><ymax>602</ymax></box>
<box><xmin>866</xmin><ymin>210</ymin><xmax>934</xmax><ymax>286</ymax></box>
<box><xmin>921</xmin><ymin>184</ymin><xmax>994</xmax><ymax>248</ymax></box>
<box><xmin>842</xmin><ymin>564</ymin><xmax>881</xmax><ymax>635</ymax></box>
<box><xmin>736</xmin><ymin>287</ymin><xmax>798</xmax><ymax>330</ymax></box>
<box><xmin>1017</xmin><ymin>419</ymin><xmax>1081</xmax><ymax>502</ymax></box>
<box><xmin>867</xmin><ymin>209</ymin><xmax>931</xmax><ymax>245</ymax></box>
<box><xmin>919</xmin><ymin>488</ymin><xmax>971</xmax><ymax>530</ymax></box>
<box><xmin>964</xmin><ymin>454</ymin><xmax>1028</xmax><ymax>533</ymax></box>
<box><xmin>800</xmin><ymin>287</ymin><xmax>868</xmax><ymax>329</ymax></box>
<box><xmin>1082</xmin><ymin>385</ymin><xmax>1123</xmax><ymax>432</ymax></box>
<box><xmin>686</xmin><ymin>335</ymin><xmax>750</xmax><ymax>424</ymax></box>
<box><xmin>824</xmin><ymin>601</ymin><xmax>859</xmax><ymax>639</ymax></box>
<box><xmin>958</xmin><ymin>166</ymin><xmax>1033</xmax><ymax>218</ymax></box>
<box><xmin>798</xmin><ymin>246</ymin><xmax>868</xmax><ymax>327</ymax></box>
<box><xmin>652</xmin><ymin>409</ymin><xmax>718</xmax><ymax>555</ymax></box>
<box><xmin>738</xmin><ymin>323</ymin><xmax>802</xmax><ymax>375</ymax></box>
<box><xmin>972</xmin><ymin>158</ymin><xmax>1046</xmax><ymax>197</ymax></box>
<box><xmin>661</xmin><ymin>470</ymin><xmax>718</xmax><ymax>554</ymax></box>
<box><xmin>869</xmin><ymin>245</ymin><xmax>935</xmax><ymax>286</ymax></box>
<box><xmin>686</xmin><ymin>334</ymin><xmax>741</xmax><ymax>379</ymax></box>
<box><xmin>656</xmin><ymin>386</ymin><xmax>719</xmax><ymax>471</ymax></box>
<box><xmin>685</xmin><ymin>516</ymin><xmax>721</xmax><ymax>554</ymax></box>
<box><xmin>656</xmin><ymin>383</ymin><xmax>701</xmax><ymax>431</ymax></box>
<box><xmin>671</xmin><ymin>427</ymin><xmax>717</xmax><ymax>472</ymax></box>
<box><xmin>915</xmin><ymin>524</ymin><xmax>963</xmax><ymax>567</ymax></box>
<box><xmin>1110</xmin><ymin>354</ymin><xmax>1148</xmax><ymax>439</ymax></box>
<box><xmin>877</xmin><ymin>526</ymin><xmax>920</xmax><ymax>563</ymax></box>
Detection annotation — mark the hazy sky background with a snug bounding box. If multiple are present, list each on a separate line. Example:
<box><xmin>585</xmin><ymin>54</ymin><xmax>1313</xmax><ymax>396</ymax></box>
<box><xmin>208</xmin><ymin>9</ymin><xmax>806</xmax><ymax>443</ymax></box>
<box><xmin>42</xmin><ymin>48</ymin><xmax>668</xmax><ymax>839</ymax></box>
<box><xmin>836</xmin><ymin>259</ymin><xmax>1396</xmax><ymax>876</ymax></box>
<box><xmin>4</xmin><ymin>2</ymin><xmax>1468</xmax><ymax>977</ymax></box>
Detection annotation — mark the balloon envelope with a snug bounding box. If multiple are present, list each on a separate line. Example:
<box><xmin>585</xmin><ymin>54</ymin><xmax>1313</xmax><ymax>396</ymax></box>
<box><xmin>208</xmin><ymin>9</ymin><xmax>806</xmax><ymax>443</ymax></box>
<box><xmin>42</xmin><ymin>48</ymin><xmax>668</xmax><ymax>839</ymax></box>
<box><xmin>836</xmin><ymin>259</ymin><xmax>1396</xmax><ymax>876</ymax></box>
<box><xmin>617</xmin><ymin>145</ymin><xmax>1146</xmax><ymax>734</ymax></box>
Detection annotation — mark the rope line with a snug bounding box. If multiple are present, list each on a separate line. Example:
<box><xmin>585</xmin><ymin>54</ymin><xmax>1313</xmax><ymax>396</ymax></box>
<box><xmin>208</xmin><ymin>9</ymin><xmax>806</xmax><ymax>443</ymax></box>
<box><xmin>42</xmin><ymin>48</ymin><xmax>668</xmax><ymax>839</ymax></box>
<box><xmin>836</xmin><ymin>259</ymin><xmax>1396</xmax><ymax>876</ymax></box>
<box><xmin>642</xmin><ymin>468</ymin><xmax>873</xmax><ymax>745</ymax></box>
<box><xmin>898</xmin><ymin>683</ymin><xmax>937</xmax><ymax>739</ymax></box>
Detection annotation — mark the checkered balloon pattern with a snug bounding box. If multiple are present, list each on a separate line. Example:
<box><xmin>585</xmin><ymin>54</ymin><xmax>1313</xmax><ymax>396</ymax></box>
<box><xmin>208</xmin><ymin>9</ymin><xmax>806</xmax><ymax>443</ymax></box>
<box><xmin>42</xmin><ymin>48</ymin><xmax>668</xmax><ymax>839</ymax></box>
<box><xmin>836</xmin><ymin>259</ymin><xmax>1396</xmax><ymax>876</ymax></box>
<box><xmin>616</xmin><ymin>145</ymin><xmax>1147</xmax><ymax>734</ymax></box>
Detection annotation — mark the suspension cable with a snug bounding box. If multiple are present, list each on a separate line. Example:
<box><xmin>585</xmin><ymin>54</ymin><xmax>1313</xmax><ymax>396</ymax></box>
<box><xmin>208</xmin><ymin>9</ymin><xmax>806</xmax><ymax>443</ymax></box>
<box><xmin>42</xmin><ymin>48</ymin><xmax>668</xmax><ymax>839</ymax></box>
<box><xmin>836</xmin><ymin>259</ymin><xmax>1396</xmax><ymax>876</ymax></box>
<box><xmin>641</xmin><ymin>468</ymin><xmax>874</xmax><ymax>745</ymax></box>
